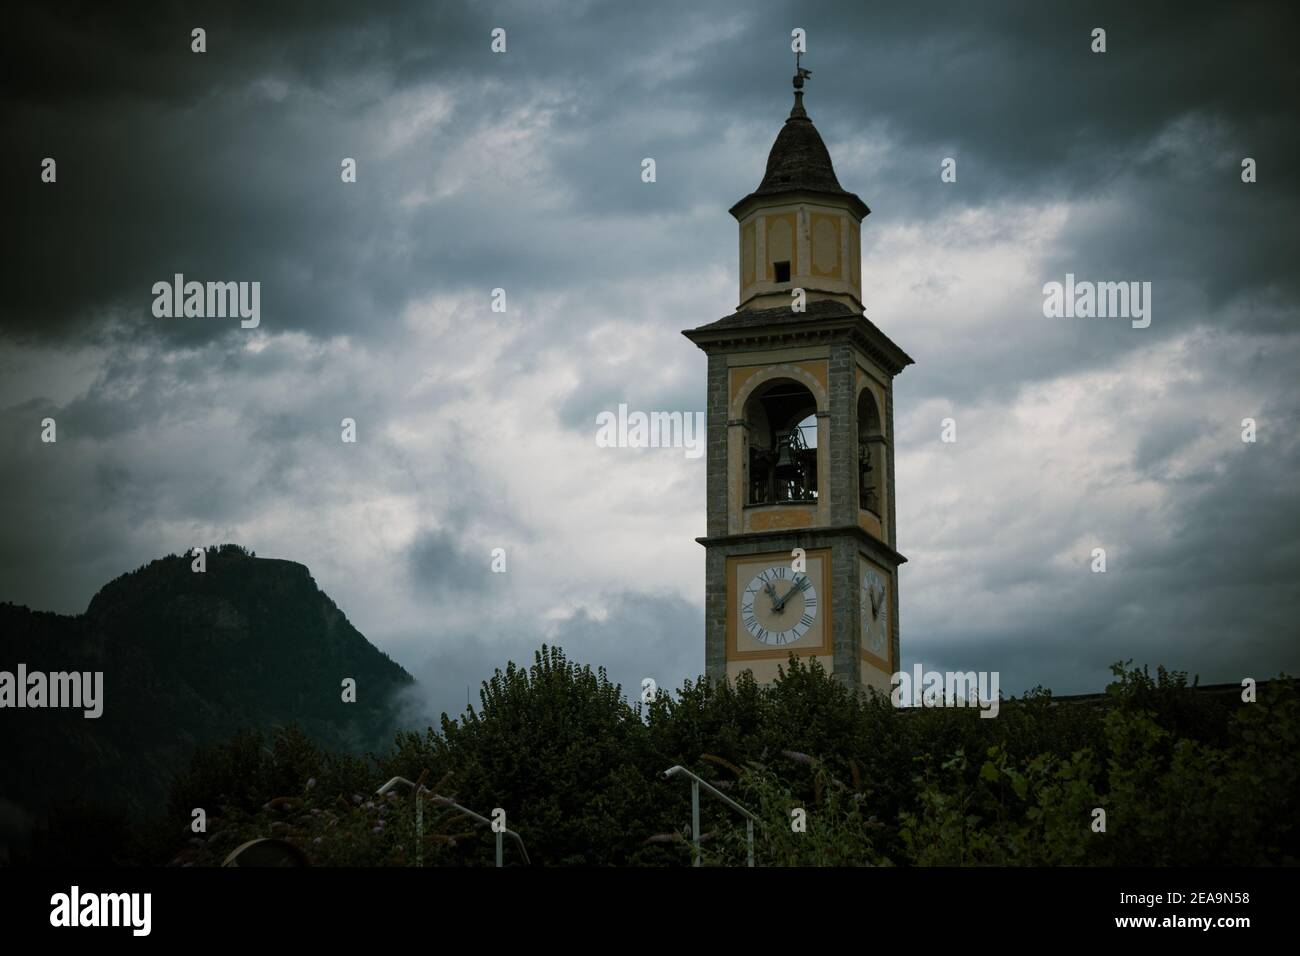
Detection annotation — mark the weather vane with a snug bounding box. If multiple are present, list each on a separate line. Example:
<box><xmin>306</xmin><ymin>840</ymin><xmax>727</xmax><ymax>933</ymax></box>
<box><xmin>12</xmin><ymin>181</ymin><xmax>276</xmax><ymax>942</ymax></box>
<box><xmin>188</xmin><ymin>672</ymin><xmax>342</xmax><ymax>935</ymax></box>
<box><xmin>794</xmin><ymin>50</ymin><xmax>812</xmax><ymax>89</ymax></box>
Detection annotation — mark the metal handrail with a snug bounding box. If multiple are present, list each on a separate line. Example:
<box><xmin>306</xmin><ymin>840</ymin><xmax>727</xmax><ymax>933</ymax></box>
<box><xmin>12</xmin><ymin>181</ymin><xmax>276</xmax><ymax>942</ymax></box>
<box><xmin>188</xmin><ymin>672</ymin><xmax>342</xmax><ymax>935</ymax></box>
<box><xmin>662</xmin><ymin>765</ymin><xmax>758</xmax><ymax>867</ymax></box>
<box><xmin>376</xmin><ymin>776</ymin><xmax>530</xmax><ymax>867</ymax></box>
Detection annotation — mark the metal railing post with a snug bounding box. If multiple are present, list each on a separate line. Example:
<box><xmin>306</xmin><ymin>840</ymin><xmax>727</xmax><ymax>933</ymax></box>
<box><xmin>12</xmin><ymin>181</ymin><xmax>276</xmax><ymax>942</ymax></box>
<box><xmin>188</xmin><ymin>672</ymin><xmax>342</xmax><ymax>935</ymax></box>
<box><xmin>377</xmin><ymin>776</ymin><xmax>530</xmax><ymax>867</ymax></box>
<box><xmin>416</xmin><ymin>788</ymin><xmax>424</xmax><ymax>868</ymax></box>
<box><xmin>663</xmin><ymin>765</ymin><xmax>759</xmax><ymax>868</ymax></box>
<box><xmin>691</xmin><ymin>779</ymin><xmax>701</xmax><ymax>867</ymax></box>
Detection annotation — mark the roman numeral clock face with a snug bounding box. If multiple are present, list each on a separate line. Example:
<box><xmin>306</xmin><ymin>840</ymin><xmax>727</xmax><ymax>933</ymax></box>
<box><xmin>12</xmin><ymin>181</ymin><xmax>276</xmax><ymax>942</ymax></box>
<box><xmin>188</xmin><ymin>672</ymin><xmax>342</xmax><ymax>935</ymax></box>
<box><xmin>740</xmin><ymin>565</ymin><xmax>818</xmax><ymax>646</ymax></box>
<box><xmin>861</xmin><ymin>566</ymin><xmax>890</xmax><ymax>660</ymax></box>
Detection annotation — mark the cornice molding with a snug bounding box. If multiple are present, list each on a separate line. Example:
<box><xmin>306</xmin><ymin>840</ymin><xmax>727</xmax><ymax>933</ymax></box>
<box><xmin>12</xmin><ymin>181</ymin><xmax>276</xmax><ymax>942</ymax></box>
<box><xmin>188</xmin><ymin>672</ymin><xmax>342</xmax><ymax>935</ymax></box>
<box><xmin>696</xmin><ymin>525</ymin><xmax>908</xmax><ymax>566</ymax></box>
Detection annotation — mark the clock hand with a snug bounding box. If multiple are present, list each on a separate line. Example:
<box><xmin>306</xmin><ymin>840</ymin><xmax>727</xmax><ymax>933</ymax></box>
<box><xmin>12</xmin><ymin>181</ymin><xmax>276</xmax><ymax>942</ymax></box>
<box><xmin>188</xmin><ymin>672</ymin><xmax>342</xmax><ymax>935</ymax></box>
<box><xmin>774</xmin><ymin>577</ymin><xmax>804</xmax><ymax>612</ymax></box>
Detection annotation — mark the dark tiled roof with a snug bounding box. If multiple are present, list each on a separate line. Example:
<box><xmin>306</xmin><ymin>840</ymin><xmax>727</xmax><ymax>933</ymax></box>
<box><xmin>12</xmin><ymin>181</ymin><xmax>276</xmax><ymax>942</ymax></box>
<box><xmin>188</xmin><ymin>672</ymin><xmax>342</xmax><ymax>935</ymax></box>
<box><xmin>691</xmin><ymin>298</ymin><xmax>859</xmax><ymax>333</ymax></box>
<box><xmin>731</xmin><ymin>92</ymin><xmax>868</xmax><ymax>216</ymax></box>
<box><xmin>757</xmin><ymin>103</ymin><xmax>843</xmax><ymax>194</ymax></box>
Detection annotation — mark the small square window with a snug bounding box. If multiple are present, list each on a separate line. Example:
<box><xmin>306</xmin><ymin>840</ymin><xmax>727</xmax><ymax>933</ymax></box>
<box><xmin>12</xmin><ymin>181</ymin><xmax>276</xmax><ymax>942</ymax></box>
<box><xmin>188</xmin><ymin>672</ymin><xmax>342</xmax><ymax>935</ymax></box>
<box><xmin>773</xmin><ymin>261</ymin><xmax>791</xmax><ymax>283</ymax></box>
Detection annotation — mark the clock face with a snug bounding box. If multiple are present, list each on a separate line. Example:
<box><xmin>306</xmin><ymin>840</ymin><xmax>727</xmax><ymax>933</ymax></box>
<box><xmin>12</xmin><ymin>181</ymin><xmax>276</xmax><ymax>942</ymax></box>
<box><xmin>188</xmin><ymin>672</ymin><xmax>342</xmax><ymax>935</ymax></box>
<box><xmin>739</xmin><ymin>564</ymin><xmax>819</xmax><ymax>647</ymax></box>
<box><xmin>861</xmin><ymin>567</ymin><xmax>889</xmax><ymax>659</ymax></box>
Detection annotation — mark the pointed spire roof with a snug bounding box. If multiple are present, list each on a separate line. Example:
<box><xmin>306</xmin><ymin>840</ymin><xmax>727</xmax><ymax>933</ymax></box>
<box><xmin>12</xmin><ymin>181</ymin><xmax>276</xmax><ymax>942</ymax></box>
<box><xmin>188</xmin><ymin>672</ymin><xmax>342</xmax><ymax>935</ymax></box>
<box><xmin>729</xmin><ymin>71</ymin><xmax>869</xmax><ymax>220</ymax></box>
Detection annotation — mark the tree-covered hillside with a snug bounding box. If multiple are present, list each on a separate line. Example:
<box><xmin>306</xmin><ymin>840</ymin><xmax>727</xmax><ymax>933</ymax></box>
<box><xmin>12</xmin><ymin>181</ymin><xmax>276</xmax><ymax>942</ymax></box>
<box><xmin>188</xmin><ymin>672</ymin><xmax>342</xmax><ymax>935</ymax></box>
<box><xmin>0</xmin><ymin>545</ymin><xmax>412</xmax><ymax>830</ymax></box>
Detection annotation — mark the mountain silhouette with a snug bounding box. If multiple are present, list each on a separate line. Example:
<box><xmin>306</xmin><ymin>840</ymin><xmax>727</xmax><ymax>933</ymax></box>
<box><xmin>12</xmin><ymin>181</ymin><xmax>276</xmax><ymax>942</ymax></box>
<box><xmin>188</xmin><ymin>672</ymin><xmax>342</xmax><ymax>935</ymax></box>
<box><xmin>0</xmin><ymin>545</ymin><xmax>412</xmax><ymax>823</ymax></box>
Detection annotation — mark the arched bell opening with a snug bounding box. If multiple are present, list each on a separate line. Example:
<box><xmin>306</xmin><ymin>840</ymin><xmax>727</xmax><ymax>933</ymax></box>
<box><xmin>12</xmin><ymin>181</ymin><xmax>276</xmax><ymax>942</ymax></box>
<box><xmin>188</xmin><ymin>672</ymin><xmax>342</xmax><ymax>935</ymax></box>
<box><xmin>857</xmin><ymin>388</ymin><xmax>885</xmax><ymax>516</ymax></box>
<box><xmin>744</xmin><ymin>380</ymin><xmax>818</xmax><ymax>504</ymax></box>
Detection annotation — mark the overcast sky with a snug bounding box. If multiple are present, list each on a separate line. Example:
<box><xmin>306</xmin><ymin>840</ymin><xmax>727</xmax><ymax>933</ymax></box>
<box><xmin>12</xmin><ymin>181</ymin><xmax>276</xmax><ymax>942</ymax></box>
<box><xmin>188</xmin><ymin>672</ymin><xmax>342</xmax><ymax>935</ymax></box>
<box><xmin>2</xmin><ymin>0</ymin><xmax>1297</xmax><ymax>722</ymax></box>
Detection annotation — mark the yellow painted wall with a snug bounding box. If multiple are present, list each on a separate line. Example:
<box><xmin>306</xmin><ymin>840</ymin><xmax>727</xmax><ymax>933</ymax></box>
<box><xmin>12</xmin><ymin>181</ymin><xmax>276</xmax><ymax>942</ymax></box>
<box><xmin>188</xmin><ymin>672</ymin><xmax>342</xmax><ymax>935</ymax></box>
<box><xmin>860</xmin><ymin>661</ymin><xmax>894</xmax><ymax>697</ymax></box>
<box><xmin>810</xmin><ymin>212</ymin><xmax>840</xmax><ymax>277</ymax></box>
<box><xmin>765</xmin><ymin>213</ymin><xmax>797</xmax><ymax>278</ymax></box>
<box><xmin>729</xmin><ymin>656</ymin><xmax>836</xmax><ymax>685</ymax></box>
<box><xmin>747</xmin><ymin>505</ymin><xmax>816</xmax><ymax>532</ymax></box>
<box><xmin>741</xmin><ymin>220</ymin><xmax>755</xmax><ymax>287</ymax></box>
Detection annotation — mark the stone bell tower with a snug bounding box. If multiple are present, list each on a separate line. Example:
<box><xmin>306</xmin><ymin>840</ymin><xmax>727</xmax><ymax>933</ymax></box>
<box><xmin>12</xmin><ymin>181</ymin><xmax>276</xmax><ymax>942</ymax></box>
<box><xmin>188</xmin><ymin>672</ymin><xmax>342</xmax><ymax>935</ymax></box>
<box><xmin>683</xmin><ymin>66</ymin><xmax>913</xmax><ymax>695</ymax></box>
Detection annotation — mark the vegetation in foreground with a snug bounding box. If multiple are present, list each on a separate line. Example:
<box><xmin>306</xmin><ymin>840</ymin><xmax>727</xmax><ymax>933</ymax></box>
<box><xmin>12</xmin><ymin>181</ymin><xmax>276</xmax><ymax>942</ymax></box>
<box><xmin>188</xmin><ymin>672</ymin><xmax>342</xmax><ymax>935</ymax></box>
<box><xmin>18</xmin><ymin>649</ymin><xmax>1299</xmax><ymax>866</ymax></box>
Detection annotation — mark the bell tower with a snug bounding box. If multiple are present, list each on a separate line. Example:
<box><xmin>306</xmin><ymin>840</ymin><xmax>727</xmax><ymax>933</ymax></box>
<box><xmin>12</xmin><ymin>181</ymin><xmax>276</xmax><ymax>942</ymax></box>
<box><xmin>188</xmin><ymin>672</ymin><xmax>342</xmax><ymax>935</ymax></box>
<box><xmin>683</xmin><ymin>66</ymin><xmax>913</xmax><ymax>695</ymax></box>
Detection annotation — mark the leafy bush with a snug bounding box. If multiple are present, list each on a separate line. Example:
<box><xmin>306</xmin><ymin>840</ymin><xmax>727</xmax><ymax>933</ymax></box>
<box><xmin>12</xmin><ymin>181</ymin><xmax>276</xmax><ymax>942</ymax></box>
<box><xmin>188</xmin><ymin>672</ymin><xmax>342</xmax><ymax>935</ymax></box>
<box><xmin>898</xmin><ymin>664</ymin><xmax>1298</xmax><ymax>866</ymax></box>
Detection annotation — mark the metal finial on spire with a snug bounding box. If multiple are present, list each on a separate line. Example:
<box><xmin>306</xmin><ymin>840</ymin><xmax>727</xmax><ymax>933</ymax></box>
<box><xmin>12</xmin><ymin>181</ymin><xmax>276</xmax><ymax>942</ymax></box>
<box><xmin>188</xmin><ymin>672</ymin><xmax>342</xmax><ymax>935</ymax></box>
<box><xmin>791</xmin><ymin>52</ymin><xmax>812</xmax><ymax>118</ymax></box>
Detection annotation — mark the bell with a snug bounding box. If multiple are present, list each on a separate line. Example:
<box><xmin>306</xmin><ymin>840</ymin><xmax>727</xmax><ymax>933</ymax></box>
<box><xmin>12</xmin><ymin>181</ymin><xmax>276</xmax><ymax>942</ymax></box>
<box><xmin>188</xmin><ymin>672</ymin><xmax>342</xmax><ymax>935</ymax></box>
<box><xmin>773</xmin><ymin>437</ymin><xmax>799</xmax><ymax>481</ymax></box>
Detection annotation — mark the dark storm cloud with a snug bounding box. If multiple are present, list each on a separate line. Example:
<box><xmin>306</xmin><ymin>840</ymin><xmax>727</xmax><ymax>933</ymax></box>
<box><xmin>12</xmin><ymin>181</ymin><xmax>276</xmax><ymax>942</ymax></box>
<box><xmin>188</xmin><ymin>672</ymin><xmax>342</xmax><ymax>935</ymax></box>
<box><xmin>4</xmin><ymin>0</ymin><xmax>490</xmax><ymax>107</ymax></box>
<box><xmin>5</xmin><ymin>0</ymin><xmax>480</xmax><ymax>341</ymax></box>
<box><xmin>810</xmin><ymin>1</ymin><xmax>1299</xmax><ymax>198</ymax></box>
<box><xmin>7</xmin><ymin>1</ymin><xmax>1295</xmax><ymax>353</ymax></box>
<box><xmin>3</xmin><ymin>0</ymin><xmax>743</xmax><ymax>341</ymax></box>
<box><xmin>407</xmin><ymin>526</ymin><xmax>492</xmax><ymax>599</ymax></box>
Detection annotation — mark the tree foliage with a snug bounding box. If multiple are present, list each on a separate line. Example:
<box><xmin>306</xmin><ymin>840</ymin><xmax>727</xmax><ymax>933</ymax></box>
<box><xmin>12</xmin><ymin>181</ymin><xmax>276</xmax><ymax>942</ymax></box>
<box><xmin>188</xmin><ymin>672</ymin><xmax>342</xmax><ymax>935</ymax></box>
<box><xmin>143</xmin><ymin>655</ymin><xmax>1298</xmax><ymax>867</ymax></box>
